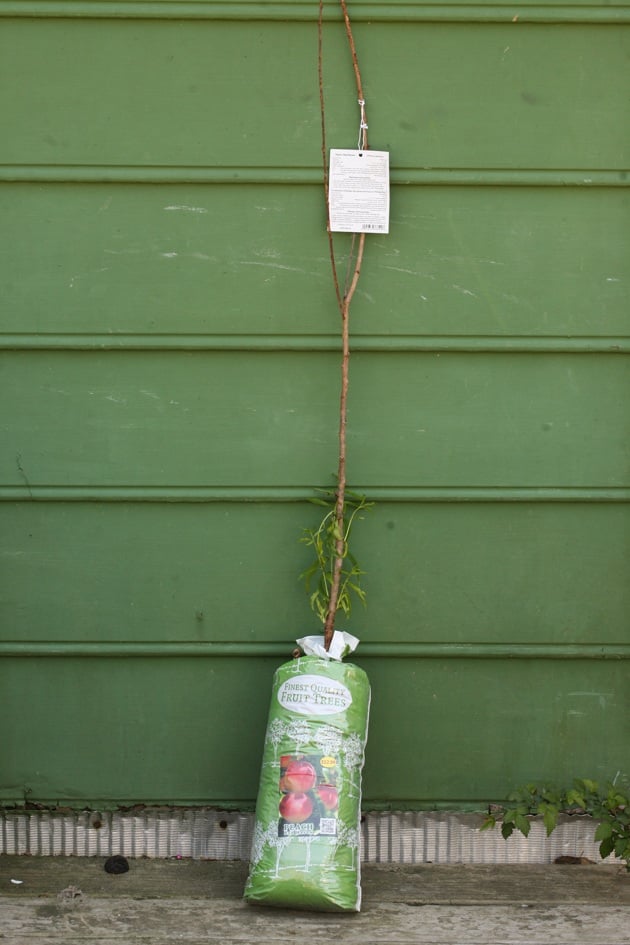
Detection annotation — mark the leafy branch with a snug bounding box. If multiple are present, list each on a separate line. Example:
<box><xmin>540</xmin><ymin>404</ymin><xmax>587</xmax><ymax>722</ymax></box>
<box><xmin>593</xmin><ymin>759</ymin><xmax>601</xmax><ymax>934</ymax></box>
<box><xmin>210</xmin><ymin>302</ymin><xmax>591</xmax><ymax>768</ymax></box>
<box><xmin>481</xmin><ymin>778</ymin><xmax>630</xmax><ymax>870</ymax></box>
<box><xmin>300</xmin><ymin>486</ymin><xmax>373</xmax><ymax>627</ymax></box>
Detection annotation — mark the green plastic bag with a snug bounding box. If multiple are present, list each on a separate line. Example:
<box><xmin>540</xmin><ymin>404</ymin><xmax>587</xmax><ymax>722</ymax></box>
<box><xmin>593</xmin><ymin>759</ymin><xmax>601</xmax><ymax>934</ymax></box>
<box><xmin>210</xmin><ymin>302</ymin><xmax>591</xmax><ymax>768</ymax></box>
<box><xmin>244</xmin><ymin>649</ymin><xmax>370</xmax><ymax>912</ymax></box>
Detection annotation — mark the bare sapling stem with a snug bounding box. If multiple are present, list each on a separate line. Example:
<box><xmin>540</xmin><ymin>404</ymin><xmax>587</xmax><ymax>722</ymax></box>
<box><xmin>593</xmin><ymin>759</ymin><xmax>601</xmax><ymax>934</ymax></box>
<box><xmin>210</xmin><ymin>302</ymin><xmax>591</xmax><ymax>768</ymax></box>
<box><xmin>339</xmin><ymin>0</ymin><xmax>366</xmax><ymax>106</ymax></box>
<box><xmin>323</xmin><ymin>233</ymin><xmax>365</xmax><ymax>649</ymax></box>
<box><xmin>320</xmin><ymin>0</ymin><xmax>368</xmax><ymax>651</ymax></box>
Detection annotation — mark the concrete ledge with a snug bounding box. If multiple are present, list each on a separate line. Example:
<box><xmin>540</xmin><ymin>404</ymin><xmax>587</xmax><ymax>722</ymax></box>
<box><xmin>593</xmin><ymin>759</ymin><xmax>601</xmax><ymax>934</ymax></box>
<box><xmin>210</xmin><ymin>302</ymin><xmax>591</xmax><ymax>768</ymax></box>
<box><xmin>1</xmin><ymin>856</ymin><xmax>629</xmax><ymax>944</ymax></box>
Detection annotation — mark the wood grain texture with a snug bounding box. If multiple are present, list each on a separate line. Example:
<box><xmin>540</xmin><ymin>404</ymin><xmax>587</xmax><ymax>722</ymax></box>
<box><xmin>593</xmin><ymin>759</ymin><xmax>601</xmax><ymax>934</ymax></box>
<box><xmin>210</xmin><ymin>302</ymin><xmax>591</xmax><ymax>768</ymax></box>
<box><xmin>1</xmin><ymin>859</ymin><xmax>630</xmax><ymax>945</ymax></box>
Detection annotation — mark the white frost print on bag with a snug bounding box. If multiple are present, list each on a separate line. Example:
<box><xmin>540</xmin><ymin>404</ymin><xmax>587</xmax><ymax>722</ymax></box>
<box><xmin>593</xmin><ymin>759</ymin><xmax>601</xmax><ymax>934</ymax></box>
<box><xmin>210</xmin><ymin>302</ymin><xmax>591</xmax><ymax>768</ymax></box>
<box><xmin>244</xmin><ymin>633</ymin><xmax>370</xmax><ymax>912</ymax></box>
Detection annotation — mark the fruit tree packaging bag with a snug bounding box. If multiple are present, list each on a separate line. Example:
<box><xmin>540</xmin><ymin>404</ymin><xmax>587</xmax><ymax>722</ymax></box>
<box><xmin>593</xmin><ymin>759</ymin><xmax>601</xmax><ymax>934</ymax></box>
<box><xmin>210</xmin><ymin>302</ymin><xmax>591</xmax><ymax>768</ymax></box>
<box><xmin>244</xmin><ymin>632</ymin><xmax>370</xmax><ymax>912</ymax></box>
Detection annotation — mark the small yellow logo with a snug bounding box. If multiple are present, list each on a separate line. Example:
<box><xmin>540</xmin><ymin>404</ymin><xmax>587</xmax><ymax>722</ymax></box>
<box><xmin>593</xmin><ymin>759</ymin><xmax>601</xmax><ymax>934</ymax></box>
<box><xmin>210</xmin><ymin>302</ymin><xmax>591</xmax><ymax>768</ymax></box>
<box><xmin>321</xmin><ymin>756</ymin><xmax>336</xmax><ymax>768</ymax></box>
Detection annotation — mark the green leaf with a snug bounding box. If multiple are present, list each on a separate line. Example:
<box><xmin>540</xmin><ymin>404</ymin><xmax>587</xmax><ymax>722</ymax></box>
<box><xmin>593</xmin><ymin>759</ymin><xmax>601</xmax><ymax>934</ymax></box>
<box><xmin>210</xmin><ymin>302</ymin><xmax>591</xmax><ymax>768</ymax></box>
<box><xmin>480</xmin><ymin>816</ymin><xmax>496</xmax><ymax>832</ymax></box>
<box><xmin>594</xmin><ymin>821</ymin><xmax>613</xmax><ymax>842</ymax></box>
<box><xmin>542</xmin><ymin>805</ymin><xmax>558</xmax><ymax>837</ymax></box>
<box><xmin>615</xmin><ymin>837</ymin><xmax>630</xmax><ymax>859</ymax></box>
<box><xmin>565</xmin><ymin>789</ymin><xmax>586</xmax><ymax>809</ymax></box>
<box><xmin>608</xmin><ymin>793</ymin><xmax>627</xmax><ymax>810</ymax></box>
<box><xmin>501</xmin><ymin>822</ymin><xmax>514</xmax><ymax>840</ymax></box>
<box><xmin>541</xmin><ymin>786</ymin><xmax>562</xmax><ymax>807</ymax></box>
<box><xmin>599</xmin><ymin>835</ymin><xmax>616</xmax><ymax>860</ymax></box>
<box><xmin>299</xmin><ymin>562</ymin><xmax>319</xmax><ymax>581</ymax></box>
<box><xmin>514</xmin><ymin>813</ymin><xmax>531</xmax><ymax>837</ymax></box>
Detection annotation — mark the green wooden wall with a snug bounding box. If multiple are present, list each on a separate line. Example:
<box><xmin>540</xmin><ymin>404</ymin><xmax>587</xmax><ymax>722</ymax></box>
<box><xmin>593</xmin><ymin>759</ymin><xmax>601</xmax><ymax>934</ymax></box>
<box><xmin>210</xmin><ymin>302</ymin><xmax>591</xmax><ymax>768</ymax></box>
<box><xmin>1</xmin><ymin>1</ymin><xmax>628</xmax><ymax>810</ymax></box>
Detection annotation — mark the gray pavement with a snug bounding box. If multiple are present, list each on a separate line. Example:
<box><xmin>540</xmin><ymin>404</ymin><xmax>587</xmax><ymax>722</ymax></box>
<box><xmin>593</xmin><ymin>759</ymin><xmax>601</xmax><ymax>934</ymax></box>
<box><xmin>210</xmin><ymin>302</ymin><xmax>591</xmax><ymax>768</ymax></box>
<box><xmin>1</xmin><ymin>855</ymin><xmax>630</xmax><ymax>944</ymax></box>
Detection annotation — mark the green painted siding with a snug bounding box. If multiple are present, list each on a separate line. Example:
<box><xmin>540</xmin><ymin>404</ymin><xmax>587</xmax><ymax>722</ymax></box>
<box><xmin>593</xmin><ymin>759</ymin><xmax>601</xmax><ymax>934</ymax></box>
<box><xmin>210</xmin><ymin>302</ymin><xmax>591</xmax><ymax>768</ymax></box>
<box><xmin>1</xmin><ymin>1</ymin><xmax>628</xmax><ymax>809</ymax></box>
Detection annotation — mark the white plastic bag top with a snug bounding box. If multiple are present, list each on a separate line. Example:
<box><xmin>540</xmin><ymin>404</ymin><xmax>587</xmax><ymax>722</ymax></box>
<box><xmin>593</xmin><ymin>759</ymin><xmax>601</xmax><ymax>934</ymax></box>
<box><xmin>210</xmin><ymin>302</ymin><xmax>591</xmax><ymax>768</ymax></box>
<box><xmin>296</xmin><ymin>631</ymin><xmax>360</xmax><ymax>661</ymax></box>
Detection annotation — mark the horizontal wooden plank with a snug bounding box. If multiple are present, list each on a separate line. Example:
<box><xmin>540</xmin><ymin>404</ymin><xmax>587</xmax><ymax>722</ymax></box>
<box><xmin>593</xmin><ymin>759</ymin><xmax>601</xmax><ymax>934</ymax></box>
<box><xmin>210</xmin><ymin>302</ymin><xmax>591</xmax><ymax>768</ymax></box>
<box><xmin>1</xmin><ymin>351</ymin><xmax>628</xmax><ymax>487</ymax></box>
<box><xmin>2</xmin><ymin>1</ymin><xmax>630</xmax><ymax>22</ymax></box>
<box><xmin>1</xmin><ymin>184</ymin><xmax>628</xmax><ymax>339</ymax></box>
<box><xmin>4</xmin><ymin>900</ymin><xmax>630</xmax><ymax>945</ymax></box>
<box><xmin>0</xmin><ymin>655</ymin><xmax>626</xmax><ymax>806</ymax></box>
<box><xmin>2</xmin><ymin>643</ymin><xmax>630</xmax><ymax>658</ymax></box>
<box><xmin>2</xmin><ymin>167</ymin><xmax>628</xmax><ymax>184</ymax></box>
<box><xmin>1</xmin><ymin>501</ymin><xmax>628</xmax><ymax>645</ymax></box>
<box><xmin>19</xmin><ymin>904</ymin><xmax>630</xmax><ymax>945</ymax></box>
<box><xmin>0</xmin><ymin>19</ymin><xmax>627</xmax><ymax>169</ymax></box>
<box><xmin>3</xmin><ymin>893</ymin><xmax>630</xmax><ymax>945</ymax></box>
<box><xmin>2</xmin><ymin>859</ymin><xmax>630</xmax><ymax>906</ymax></box>
<box><xmin>3</xmin><ymin>337</ymin><xmax>630</xmax><ymax>354</ymax></box>
<box><xmin>2</xmin><ymin>486</ymin><xmax>630</xmax><ymax>501</ymax></box>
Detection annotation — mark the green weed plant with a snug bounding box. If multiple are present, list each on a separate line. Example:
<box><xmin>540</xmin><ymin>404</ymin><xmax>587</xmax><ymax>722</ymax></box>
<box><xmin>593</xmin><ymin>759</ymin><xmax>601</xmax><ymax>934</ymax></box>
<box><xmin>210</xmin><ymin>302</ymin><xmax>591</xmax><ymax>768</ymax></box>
<box><xmin>482</xmin><ymin>778</ymin><xmax>630</xmax><ymax>870</ymax></box>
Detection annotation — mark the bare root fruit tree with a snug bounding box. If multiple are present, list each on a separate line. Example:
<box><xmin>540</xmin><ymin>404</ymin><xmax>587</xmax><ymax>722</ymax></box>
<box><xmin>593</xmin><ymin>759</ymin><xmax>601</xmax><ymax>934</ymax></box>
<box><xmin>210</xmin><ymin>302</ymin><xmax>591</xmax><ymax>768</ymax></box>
<box><xmin>318</xmin><ymin>0</ymin><xmax>369</xmax><ymax>651</ymax></box>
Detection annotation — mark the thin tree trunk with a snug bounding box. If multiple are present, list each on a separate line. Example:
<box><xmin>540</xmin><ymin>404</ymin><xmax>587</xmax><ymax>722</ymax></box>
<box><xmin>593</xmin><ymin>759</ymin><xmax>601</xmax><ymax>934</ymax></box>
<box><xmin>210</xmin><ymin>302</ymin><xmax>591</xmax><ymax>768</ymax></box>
<box><xmin>323</xmin><ymin>235</ymin><xmax>365</xmax><ymax>649</ymax></box>
<box><xmin>321</xmin><ymin>0</ymin><xmax>368</xmax><ymax>651</ymax></box>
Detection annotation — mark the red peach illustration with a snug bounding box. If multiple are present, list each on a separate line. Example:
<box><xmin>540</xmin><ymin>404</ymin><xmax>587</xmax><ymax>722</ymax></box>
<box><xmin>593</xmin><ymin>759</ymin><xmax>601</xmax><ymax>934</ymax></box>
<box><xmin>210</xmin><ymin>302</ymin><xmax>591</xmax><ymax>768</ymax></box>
<box><xmin>279</xmin><ymin>792</ymin><xmax>314</xmax><ymax>823</ymax></box>
<box><xmin>317</xmin><ymin>784</ymin><xmax>339</xmax><ymax>811</ymax></box>
<box><xmin>283</xmin><ymin>759</ymin><xmax>317</xmax><ymax>793</ymax></box>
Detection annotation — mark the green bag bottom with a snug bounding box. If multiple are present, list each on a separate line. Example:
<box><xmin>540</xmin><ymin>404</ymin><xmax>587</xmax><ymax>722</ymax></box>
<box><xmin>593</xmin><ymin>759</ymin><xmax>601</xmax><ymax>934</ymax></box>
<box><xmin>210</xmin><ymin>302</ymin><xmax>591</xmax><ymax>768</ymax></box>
<box><xmin>244</xmin><ymin>870</ymin><xmax>360</xmax><ymax>913</ymax></box>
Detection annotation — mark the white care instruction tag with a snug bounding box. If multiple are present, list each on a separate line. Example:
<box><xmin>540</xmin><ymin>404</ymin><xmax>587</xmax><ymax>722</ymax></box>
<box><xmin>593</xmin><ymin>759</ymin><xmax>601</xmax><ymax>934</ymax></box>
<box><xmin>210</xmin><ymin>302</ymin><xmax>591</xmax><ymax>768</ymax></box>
<box><xmin>328</xmin><ymin>149</ymin><xmax>390</xmax><ymax>234</ymax></box>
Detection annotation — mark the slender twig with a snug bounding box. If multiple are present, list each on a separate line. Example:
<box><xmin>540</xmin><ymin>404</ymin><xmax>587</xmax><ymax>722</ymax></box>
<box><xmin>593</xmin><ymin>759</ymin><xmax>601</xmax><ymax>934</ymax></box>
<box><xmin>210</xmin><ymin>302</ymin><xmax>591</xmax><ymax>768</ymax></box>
<box><xmin>339</xmin><ymin>0</ymin><xmax>367</xmax><ymax>112</ymax></box>
<box><xmin>319</xmin><ymin>0</ymin><xmax>368</xmax><ymax>650</ymax></box>
<box><xmin>318</xmin><ymin>0</ymin><xmax>343</xmax><ymax>312</ymax></box>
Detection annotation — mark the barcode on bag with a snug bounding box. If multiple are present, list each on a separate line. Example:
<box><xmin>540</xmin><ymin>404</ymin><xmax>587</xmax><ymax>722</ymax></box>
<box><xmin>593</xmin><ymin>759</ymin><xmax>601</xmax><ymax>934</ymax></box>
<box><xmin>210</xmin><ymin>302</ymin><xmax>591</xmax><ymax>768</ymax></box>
<box><xmin>319</xmin><ymin>818</ymin><xmax>337</xmax><ymax>836</ymax></box>
<box><xmin>362</xmin><ymin>223</ymin><xmax>385</xmax><ymax>230</ymax></box>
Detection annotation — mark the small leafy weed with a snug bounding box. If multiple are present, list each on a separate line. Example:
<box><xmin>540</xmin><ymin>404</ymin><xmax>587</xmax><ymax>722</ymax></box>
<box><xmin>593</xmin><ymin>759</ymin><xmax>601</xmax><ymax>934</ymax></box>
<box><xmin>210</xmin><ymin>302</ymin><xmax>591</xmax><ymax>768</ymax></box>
<box><xmin>481</xmin><ymin>778</ymin><xmax>630</xmax><ymax>870</ymax></box>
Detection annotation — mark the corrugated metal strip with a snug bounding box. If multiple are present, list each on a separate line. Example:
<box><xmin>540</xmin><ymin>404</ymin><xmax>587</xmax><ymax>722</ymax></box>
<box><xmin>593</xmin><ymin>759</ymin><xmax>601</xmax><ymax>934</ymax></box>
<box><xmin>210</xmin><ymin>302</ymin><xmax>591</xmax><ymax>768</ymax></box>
<box><xmin>0</xmin><ymin>809</ymin><xmax>613</xmax><ymax>864</ymax></box>
<box><xmin>0</xmin><ymin>810</ymin><xmax>253</xmax><ymax>860</ymax></box>
<box><xmin>361</xmin><ymin>812</ymin><xmax>612</xmax><ymax>865</ymax></box>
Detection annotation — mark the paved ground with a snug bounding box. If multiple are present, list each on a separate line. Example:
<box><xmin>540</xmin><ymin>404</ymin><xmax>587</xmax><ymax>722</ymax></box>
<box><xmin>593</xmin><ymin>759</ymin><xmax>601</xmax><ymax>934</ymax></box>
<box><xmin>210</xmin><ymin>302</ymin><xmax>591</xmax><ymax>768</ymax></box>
<box><xmin>2</xmin><ymin>856</ymin><xmax>630</xmax><ymax>945</ymax></box>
